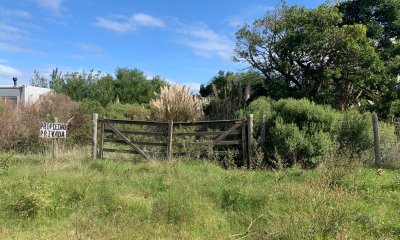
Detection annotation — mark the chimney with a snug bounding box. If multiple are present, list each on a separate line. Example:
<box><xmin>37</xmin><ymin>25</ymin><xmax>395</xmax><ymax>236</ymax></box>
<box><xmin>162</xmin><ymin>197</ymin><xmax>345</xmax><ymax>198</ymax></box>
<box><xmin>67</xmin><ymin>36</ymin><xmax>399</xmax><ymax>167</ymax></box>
<box><xmin>13</xmin><ymin>77</ymin><xmax>17</xmax><ymax>87</ymax></box>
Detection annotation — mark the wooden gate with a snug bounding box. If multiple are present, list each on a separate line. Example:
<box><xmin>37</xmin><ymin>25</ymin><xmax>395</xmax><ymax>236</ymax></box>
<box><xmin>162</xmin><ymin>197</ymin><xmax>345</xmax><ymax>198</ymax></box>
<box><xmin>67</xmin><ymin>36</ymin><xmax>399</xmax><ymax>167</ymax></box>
<box><xmin>97</xmin><ymin>118</ymin><xmax>251</xmax><ymax>164</ymax></box>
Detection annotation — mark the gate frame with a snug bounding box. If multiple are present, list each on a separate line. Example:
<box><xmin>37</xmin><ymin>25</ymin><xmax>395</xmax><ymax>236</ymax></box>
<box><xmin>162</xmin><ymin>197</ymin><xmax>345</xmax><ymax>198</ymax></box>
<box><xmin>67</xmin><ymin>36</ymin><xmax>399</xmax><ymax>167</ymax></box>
<box><xmin>96</xmin><ymin>117</ymin><xmax>253</xmax><ymax>165</ymax></box>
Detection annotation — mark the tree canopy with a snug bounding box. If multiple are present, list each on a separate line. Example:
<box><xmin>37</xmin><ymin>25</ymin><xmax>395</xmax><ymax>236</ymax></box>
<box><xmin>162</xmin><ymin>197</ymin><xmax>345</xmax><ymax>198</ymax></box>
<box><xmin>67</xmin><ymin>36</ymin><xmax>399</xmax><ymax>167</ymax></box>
<box><xmin>234</xmin><ymin>3</ymin><xmax>391</xmax><ymax>111</ymax></box>
<box><xmin>45</xmin><ymin>68</ymin><xmax>169</xmax><ymax>106</ymax></box>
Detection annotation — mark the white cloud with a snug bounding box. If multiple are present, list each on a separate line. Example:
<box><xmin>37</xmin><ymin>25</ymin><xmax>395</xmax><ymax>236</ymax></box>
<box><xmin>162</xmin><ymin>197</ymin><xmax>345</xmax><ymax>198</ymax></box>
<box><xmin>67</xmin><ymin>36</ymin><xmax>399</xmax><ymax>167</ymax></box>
<box><xmin>0</xmin><ymin>64</ymin><xmax>22</xmax><ymax>76</ymax></box>
<box><xmin>94</xmin><ymin>17</ymin><xmax>135</xmax><ymax>33</ymax></box>
<box><xmin>95</xmin><ymin>13</ymin><xmax>165</xmax><ymax>33</ymax></box>
<box><xmin>0</xmin><ymin>42</ymin><xmax>43</xmax><ymax>55</ymax></box>
<box><xmin>70</xmin><ymin>43</ymin><xmax>104</xmax><ymax>60</ymax></box>
<box><xmin>0</xmin><ymin>22</ymin><xmax>27</xmax><ymax>41</ymax></box>
<box><xmin>35</xmin><ymin>0</ymin><xmax>65</xmax><ymax>15</ymax></box>
<box><xmin>0</xmin><ymin>23</ymin><xmax>24</xmax><ymax>33</ymax></box>
<box><xmin>176</xmin><ymin>23</ymin><xmax>234</xmax><ymax>60</ymax></box>
<box><xmin>78</xmin><ymin>43</ymin><xmax>103</xmax><ymax>54</ymax></box>
<box><xmin>131</xmin><ymin>13</ymin><xmax>165</xmax><ymax>27</ymax></box>
<box><xmin>0</xmin><ymin>8</ymin><xmax>31</xmax><ymax>18</ymax></box>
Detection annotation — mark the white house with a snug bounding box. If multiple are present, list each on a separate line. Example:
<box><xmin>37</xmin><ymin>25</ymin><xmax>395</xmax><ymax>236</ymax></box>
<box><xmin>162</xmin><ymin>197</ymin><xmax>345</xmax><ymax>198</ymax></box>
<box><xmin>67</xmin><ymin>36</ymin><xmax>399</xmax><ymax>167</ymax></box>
<box><xmin>0</xmin><ymin>78</ymin><xmax>51</xmax><ymax>106</ymax></box>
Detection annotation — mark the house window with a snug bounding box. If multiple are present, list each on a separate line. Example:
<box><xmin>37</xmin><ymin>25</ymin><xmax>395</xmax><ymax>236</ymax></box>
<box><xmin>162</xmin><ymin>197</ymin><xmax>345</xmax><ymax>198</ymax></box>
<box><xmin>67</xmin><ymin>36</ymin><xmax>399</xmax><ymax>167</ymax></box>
<box><xmin>2</xmin><ymin>96</ymin><xmax>18</xmax><ymax>106</ymax></box>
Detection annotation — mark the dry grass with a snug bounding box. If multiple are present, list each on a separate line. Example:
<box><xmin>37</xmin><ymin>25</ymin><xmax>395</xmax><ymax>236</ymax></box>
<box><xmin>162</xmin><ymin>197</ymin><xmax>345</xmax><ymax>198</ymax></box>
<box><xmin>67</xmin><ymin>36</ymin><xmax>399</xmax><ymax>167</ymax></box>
<box><xmin>0</xmin><ymin>93</ymin><xmax>85</xmax><ymax>152</ymax></box>
<box><xmin>151</xmin><ymin>84</ymin><xmax>203</xmax><ymax>121</ymax></box>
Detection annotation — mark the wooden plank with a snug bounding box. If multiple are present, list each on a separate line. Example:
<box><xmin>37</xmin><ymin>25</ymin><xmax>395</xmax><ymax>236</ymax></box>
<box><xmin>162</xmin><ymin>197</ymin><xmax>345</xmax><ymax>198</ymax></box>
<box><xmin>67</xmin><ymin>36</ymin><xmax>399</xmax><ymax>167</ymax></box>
<box><xmin>173</xmin><ymin>150</ymin><xmax>230</xmax><ymax>156</ymax></box>
<box><xmin>92</xmin><ymin>113</ymin><xmax>98</xmax><ymax>159</ymax></box>
<box><xmin>99</xmin><ymin>117</ymin><xmax>105</xmax><ymax>160</ymax></box>
<box><xmin>103</xmin><ymin>148</ymin><xmax>164</xmax><ymax>155</ymax></box>
<box><xmin>173</xmin><ymin>131</ymin><xmax>240</xmax><ymax>136</ymax></box>
<box><xmin>175</xmin><ymin>140</ymin><xmax>241</xmax><ymax>146</ymax></box>
<box><xmin>103</xmin><ymin>118</ymin><xmax>168</xmax><ymax>126</ymax></box>
<box><xmin>247</xmin><ymin>114</ymin><xmax>254</xmax><ymax>169</ymax></box>
<box><xmin>213</xmin><ymin>123</ymin><xmax>242</xmax><ymax>144</ymax></box>
<box><xmin>104</xmin><ymin>129</ymin><xmax>167</xmax><ymax>136</ymax></box>
<box><xmin>104</xmin><ymin>139</ymin><xmax>167</xmax><ymax>146</ymax></box>
<box><xmin>372</xmin><ymin>113</ymin><xmax>381</xmax><ymax>167</ymax></box>
<box><xmin>106</xmin><ymin>122</ymin><xmax>151</xmax><ymax>160</ymax></box>
<box><xmin>260</xmin><ymin>114</ymin><xmax>266</xmax><ymax>151</ymax></box>
<box><xmin>242</xmin><ymin>121</ymin><xmax>248</xmax><ymax>165</ymax></box>
<box><xmin>173</xmin><ymin>119</ymin><xmax>242</xmax><ymax>127</ymax></box>
<box><xmin>167</xmin><ymin>120</ymin><xmax>174</xmax><ymax>161</ymax></box>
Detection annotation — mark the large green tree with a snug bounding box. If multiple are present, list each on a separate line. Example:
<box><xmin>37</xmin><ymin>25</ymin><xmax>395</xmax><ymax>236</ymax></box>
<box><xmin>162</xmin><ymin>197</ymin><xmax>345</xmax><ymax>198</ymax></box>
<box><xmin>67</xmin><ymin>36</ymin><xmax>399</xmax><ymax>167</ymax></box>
<box><xmin>339</xmin><ymin>0</ymin><xmax>400</xmax><ymax>60</ymax></box>
<box><xmin>235</xmin><ymin>4</ymin><xmax>387</xmax><ymax>110</ymax></box>
<box><xmin>114</xmin><ymin>68</ymin><xmax>154</xmax><ymax>104</ymax></box>
<box><xmin>339</xmin><ymin>0</ymin><xmax>400</xmax><ymax>117</ymax></box>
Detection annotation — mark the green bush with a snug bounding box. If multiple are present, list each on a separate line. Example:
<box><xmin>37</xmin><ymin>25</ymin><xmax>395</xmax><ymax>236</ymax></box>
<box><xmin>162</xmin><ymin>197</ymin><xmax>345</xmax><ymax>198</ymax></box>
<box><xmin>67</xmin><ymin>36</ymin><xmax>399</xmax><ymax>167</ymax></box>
<box><xmin>245</xmin><ymin>97</ymin><xmax>397</xmax><ymax>168</ymax></box>
<box><xmin>337</xmin><ymin>110</ymin><xmax>373</xmax><ymax>153</ymax></box>
<box><xmin>78</xmin><ymin>100</ymin><xmax>106</xmax><ymax>116</ymax></box>
<box><xmin>272</xmin><ymin>98</ymin><xmax>341</xmax><ymax>133</ymax></box>
<box><xmin>248</xmin><ymin>98</ymin><xmax>340</xmax><ymax>167</ymax></box>
<box><xmin>104</xmin><ymin>103</ymin><xmax>150</xmax><ymax>120</ymax></box>
<box><xmin>240</xmin><ymin>96</ymin><xmax>273</xmax><ymax>120</ymax></box>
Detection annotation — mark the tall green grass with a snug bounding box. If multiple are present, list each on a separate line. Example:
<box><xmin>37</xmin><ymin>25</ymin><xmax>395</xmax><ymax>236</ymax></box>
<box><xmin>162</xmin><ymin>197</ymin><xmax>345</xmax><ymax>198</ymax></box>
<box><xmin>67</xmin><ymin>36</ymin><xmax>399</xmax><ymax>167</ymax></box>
<box><xmin>0</xmin><ymin>150</ymin><xmax>399</xmax><ymax>239</ymax></box>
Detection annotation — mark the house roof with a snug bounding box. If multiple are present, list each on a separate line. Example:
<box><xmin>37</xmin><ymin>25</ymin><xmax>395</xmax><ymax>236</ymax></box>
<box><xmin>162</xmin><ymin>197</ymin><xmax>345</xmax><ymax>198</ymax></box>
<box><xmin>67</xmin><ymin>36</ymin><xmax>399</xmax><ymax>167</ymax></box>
<box><xmin>0</xmin><ymin>85</ymin><xmax>51</xmax><ymax>90</ymax></box>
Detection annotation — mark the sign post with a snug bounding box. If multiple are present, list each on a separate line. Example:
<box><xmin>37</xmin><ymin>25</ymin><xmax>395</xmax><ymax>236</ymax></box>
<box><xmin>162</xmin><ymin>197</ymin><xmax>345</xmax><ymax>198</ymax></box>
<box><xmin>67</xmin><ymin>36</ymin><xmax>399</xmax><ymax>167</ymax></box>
<box><xmin>39</xmin><ymin>120</ymin><xmax>67</xmax><ymax>158</ymax></box>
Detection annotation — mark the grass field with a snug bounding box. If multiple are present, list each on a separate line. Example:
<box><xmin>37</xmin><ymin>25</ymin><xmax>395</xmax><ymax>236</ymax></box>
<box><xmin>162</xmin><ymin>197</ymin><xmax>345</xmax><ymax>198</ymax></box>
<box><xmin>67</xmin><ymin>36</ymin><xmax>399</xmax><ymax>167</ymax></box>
<box><xmin>0</xmin><ymin>150</ymin><xmax>399</xmax><ymax>239</ymax></box>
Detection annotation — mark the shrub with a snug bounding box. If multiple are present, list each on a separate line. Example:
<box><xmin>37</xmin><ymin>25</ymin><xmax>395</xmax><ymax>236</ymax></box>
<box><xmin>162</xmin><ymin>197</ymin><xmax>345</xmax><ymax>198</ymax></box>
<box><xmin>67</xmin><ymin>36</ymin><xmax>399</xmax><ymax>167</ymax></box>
<box><xmin>77</xmin><ymin>100</ymin><xmax>106</xmax><ymax>116</ymax></box>
<box><xmin>272</xmin><ymin>98</ymin><xmax>341</xmax><ymax>133</ymax></box>
<box><xmin>104</xmin><ymin>103</ymin><xmax>150</xmax><ymax>120</ymax></box>
<box><xmin>0</xmin><ymin>93</ymin><xmax>85</xmax><ymax>152</ymax></box>
<box><xmin>264</xmin><ymin>98</ymin><xmax>339</xmax><ymax>167</ymax></box>
<box><xmin>151</xmin><ymin>85</ymin><xmax>203</xmax><ymax>121</ymax></box>
<box><xmin>179</xmin><ymin>95</ymin><xmax>398</xmax><ymax>169</ymax></box>
<box><xmin>244</xmin><ymin>97</ymin><xmax>397</xmax><ymax>168</ymax></box>
<box><xmin>337</xmin><ymin>110</ymin><xmax>373</xmax><ymax>153</ymax></box>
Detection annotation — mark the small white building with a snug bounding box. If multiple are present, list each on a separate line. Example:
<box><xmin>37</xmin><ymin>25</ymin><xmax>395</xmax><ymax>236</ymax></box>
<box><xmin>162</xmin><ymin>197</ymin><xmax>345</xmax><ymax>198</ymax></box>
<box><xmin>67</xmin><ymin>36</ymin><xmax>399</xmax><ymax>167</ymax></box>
<box><xmin>0</xmin><ymin>78</ymin><xmax>51</xmax><ymax>106</ymax></box>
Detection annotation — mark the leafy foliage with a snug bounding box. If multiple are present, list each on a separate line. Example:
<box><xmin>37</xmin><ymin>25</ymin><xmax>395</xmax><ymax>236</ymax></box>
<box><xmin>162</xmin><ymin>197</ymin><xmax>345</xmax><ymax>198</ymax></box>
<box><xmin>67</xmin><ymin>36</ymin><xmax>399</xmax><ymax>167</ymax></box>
<box><xmin>47</xmin><ymin>68</ymin><xmax>168</xmax><ymax>106</ymax></box>
<box><xmin>245</xmin><ymin>97</ymin><xmax>398</xmax><ymax>167</ymax></box>
<box><xmin>235</xmin><ymin>3</ymin><xmax>387</xmax><ymax>111</ymax></box>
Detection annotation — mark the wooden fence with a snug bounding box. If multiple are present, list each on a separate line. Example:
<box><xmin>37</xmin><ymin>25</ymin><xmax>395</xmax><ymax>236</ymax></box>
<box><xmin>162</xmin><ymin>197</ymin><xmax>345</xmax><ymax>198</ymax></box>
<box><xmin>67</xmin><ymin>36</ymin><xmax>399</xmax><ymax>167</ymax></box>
<box><xmin>92</xmin><ymin>115</ymin><xmax>255</xmax><ymax>166</ymax></box>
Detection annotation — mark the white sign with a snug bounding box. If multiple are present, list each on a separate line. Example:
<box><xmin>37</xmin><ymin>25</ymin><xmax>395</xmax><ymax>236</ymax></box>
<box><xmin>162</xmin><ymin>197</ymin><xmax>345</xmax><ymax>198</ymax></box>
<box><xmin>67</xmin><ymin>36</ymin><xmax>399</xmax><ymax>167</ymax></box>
<box><xmin>40</xmin><ymin>122</ymin><xmax>67</xmax><ymax>138</ymax></box>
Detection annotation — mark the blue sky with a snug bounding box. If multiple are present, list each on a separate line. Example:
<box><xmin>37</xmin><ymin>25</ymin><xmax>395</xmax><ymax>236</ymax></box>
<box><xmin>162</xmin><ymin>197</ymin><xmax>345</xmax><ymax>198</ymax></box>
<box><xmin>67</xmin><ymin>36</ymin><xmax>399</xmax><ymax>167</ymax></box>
<box><xmin>0</xmin><ymin>0</ymin><xmax>325</xmax><ymax>91</ymax></box>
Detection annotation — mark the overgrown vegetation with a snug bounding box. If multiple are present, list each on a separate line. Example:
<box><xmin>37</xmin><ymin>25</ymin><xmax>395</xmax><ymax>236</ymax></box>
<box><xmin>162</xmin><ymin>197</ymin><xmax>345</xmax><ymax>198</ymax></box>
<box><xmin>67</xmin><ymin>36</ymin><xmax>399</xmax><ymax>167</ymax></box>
<box><xmin>234</xmin><ymin>1</ymin><xmax>400</xmax><ymax>116</ymax></box>
<box><xmin>151</xmin><ymin>85</ymin><xmax>203</xmax><ymax>121</ymax></box>
<box><xmin>0</xmin><ymin>94</ymin><xmax>85</xmax><ymax>153</ymax></box>
<box><xmin>244</xmin><ymin>97</ymin><xmax>398</xmax><ymax>168</ymax></box>
<box><xmin>0</xmin><ymin>152</ymin><xmax>399</xmax><ymax>239</ymax></box>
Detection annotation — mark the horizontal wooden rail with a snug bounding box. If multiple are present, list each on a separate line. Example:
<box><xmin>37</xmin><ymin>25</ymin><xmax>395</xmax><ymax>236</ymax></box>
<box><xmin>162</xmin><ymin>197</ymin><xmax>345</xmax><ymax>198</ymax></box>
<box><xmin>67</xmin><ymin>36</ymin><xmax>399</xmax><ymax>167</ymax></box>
<box><xmin>103</xmin><ymin>130</ymin><xmax>240</xmax><ymax>137</ymax></box>
<box><xmin>173</xmin><ymin>119</ymin><xmax>242</xmax><ymax>127</ymax></box>
<box><xmin>98</xmin><ymin>117</ymin><xmax>247</xmax><ymax>162</ymax></box>
<box><xmin>172</xmin><ymin>150</ymin><xmax>235</xmax><ymax>155</ymax></box>
<box><xmin>104</xmin><ymin>129</ymin><xmax>167</xmax><ymax>136</ymax></box>
<box><xmin>103</xmin><ymin>148</ymin><xmax>164</xmax><ymax>155</ymax></box>
<box><xmin>175</xmin><ymin>140</ymin><xmax>241</xmax><ymax>146</ymax></box>
<box><xmin>102</xmin><ymin>118</ymin><xmax>169</xmax><ymax>126</ymax></box>
<box><xmin>173</xmin><ymin>130</ymin><xmax>240</xmax><ymax>136</ymax></box>
<box><xmin>104</xmin><ymin>139</ymin><xmax>167</xmax><ymax>146</ymax></box>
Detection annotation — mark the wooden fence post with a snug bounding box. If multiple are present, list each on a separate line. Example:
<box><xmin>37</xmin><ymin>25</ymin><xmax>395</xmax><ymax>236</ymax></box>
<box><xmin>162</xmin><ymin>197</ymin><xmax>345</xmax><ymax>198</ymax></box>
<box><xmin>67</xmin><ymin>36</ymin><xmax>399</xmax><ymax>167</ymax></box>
<box><xmin>247</xmin><ymin>114</ymin><xmax>254</xmax><ymax>169</ymax></box>
<box><xmin>98</xmin><ymin>117</ymin><xmax>105</xmax><ymax>160</ymax></box>
<box><xmin>260</xmin><ymin>114</ymin><xmax>266</xmax><ymax>151</ymax></box>
<box><xmin>167</xmin><ymin>120</ymin><xmax>174</xmax><ymax>161</ymax></box>
<box><xmin>241</xmin><ymin>120</ymin><xmax>248</xmax><ymax>166</ymax></box>
<box><xmin>372</xmin><ymin>113</ymin><xmax>382</xmax><ymax>167</ymax></box>
<box><xmin>92</xmin><ymin>113</ymin><xmax>98</xmax><ymax>159</ymax></box>
<box><xmin>52</xmin><ymin>117</ymin><xmax>58</xmax><ymax>159</ymax></box>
